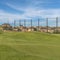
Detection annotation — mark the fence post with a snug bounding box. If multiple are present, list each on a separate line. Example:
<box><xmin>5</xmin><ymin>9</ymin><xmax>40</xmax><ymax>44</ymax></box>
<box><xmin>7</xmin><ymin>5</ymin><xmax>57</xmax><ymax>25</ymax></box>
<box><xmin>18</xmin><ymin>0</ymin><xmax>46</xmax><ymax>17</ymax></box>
<box><xmin>24</xmin><ymin>19</ymin><xmax>26</xmax><ymax>27</ymax></box>
<box><xmin>24</xmin><ymin>19</ymin><xmax>26</xmax><ymax>32</ymax></box>
<box><xmin>46</xmin><ymin>18</ymin><xmax>48</xmax><ymax>33</ymax></box>
<box><xmin>14</xmin><ymin>20</ymin><xmax>16</xmax><ymax>28</ymax></box>
<box><xmin>19</xmin><ymin>20</ymin><xmax>21</xmax><ymax>27</ymax></box>
<box><xmin>31</xmin><ymin>19</ymin><xmax>32</xmax><ymax>31</ymax></box>
<box><xmin>38</xmin><ymin>19</ymin><xmax>40</xmax><ymax>31</ymax></box>
<box><xmin>56</xmin><ymin>17</ymin><xmax>58</xmax><ymax>33</ymax></box>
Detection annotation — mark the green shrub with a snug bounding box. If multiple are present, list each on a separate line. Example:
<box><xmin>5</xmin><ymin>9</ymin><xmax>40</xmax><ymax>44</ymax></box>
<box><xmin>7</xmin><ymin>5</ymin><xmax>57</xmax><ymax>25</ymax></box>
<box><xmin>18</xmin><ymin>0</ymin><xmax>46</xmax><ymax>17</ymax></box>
<box><xmin>53</xmin><ymin>30</ymin><xmax>60</xmax><ymax>34</ymax></box>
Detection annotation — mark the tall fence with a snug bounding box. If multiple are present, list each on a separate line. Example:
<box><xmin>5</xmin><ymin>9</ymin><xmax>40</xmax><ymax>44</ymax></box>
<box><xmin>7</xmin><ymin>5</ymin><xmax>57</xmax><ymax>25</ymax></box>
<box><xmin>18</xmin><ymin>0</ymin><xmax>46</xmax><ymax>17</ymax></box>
<box><xmin>1</xmin><ymin>17</ymin><xmax>60</xmax><ymax>33</ymax></box>
<box><xmin>1</xmin><ymin>17</ymin><xmax>59</xmax><ymax>26</ymax></box>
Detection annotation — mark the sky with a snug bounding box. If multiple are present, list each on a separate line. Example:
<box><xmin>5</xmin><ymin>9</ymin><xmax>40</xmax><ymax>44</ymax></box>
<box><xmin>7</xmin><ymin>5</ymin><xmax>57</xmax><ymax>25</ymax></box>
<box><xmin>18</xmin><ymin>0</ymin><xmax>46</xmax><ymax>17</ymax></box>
<box><xmin>0</xmin><ymin>0</ymin><xmax>60</xmax><ymax>26</ymax></box>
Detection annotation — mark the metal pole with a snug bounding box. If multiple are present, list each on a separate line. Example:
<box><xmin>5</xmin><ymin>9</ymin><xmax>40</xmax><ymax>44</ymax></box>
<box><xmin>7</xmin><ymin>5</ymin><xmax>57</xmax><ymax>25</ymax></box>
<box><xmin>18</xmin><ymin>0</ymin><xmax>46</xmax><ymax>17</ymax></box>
<box><xmin>56</xmin><ymin>17</ymin><xmax>58</xmax><ymax>33</ymax></box>
<box><xmin>14</xmin><ymin>20</ymin><xmax>16</xmax><ymax>28</ymax></box>
<box><xmin>38</xmin><ymin>19</ymin><xmax>40</xmax><ymax>31</ymax></box>
<box><xmin>31</xmin><ymin>19</ymin><xmax>32</xmax><ymax>31</ymax></box>
<box><xmin>24</xmin><ymin>19</ymin><xmax>26</xmax><ymax>27</ymax></box>
<box><xmin>19</xmin><ymin>20</ymin><xmax>21</xmax><ymax>26</ymax></box>
<box><xmin>46</xmin><ymin>18</ymin><xmax>48</xmax><ymax>33</ymax></box>
<box><xmin>24</xmin><ymin>20</ymin><xmax>26</xmax><ymax>32</ymax></box>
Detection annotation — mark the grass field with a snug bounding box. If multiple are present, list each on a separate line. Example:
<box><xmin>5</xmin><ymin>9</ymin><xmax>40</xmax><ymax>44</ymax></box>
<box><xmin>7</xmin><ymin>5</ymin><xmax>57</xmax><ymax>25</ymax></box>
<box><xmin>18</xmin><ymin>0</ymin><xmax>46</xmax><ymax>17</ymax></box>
<box><xmin>0</xmin><ymin>32</ymin><xmax>60</xmax><ymax>60</ymax></box>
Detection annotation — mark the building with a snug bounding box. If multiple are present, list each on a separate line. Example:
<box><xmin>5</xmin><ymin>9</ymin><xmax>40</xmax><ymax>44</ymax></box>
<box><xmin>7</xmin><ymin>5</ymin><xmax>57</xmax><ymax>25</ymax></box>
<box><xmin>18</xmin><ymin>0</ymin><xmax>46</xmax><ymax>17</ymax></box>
<box><xmin>2</xmin><ymin>23</ymin><xmax>12</xmax><ymax>30</ymax></box>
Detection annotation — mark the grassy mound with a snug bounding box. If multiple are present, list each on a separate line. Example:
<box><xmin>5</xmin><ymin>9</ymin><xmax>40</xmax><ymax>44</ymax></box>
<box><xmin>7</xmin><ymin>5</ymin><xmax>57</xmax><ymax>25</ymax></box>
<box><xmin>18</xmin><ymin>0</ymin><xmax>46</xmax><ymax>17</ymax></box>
<box><xmin>0</xmin><ymin>32</ymin><xmax>60</xmax><ymax>60</ymax></box>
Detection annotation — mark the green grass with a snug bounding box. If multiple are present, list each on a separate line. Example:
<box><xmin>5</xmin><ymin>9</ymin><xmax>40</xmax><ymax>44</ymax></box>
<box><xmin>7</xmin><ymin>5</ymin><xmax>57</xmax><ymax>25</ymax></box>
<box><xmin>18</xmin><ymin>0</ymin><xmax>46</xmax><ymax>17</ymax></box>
<box><xmin>0</xmin><ymin>32</ymin><xmax>60</xmax><ymax>60</ymax></box>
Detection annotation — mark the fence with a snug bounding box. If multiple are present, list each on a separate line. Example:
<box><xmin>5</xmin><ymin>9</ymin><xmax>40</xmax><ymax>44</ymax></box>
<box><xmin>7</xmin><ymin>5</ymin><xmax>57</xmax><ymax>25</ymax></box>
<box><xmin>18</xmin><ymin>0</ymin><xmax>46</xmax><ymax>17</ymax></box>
<box><xmin>0</xmin><ymin>17</ymin><xmax>60</xmax><ymax>33</ymax></box>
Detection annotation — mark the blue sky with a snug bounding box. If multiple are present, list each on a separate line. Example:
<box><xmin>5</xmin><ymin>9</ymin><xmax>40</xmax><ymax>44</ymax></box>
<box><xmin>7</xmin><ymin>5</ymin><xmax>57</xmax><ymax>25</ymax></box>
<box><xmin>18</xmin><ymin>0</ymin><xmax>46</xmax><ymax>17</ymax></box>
<box><xmin>0</xmin><ymin>0</ymin><xmax>60</xmax><ymax>26</ymax></box>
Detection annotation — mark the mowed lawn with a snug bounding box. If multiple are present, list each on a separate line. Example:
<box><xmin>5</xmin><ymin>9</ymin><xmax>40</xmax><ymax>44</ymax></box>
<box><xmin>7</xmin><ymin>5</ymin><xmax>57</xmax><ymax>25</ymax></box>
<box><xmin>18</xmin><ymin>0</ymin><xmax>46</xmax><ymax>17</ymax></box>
<box><xmin>0</xmin><ymin>32</ymin><xmax>60</xmax><ymax>60</ymax></box>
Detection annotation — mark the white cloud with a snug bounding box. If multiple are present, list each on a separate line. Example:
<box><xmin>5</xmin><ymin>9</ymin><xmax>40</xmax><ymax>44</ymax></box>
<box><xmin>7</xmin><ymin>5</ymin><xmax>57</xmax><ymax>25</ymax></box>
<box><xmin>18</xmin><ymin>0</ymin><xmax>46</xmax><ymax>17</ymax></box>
<box><xmin>0</xmin><ymin>2</ymin><xmax>60</xmax><ymax>23</ymax></box>
<box><xmin>6</xmin><ymin>3</ymin><xmax>23</xmax><ymax>11</ymax></box>
<box><xmin>21</xmin><ymin>8</ymin><xmax>60</xmax><ymax>19</ymax></box>
<box><xmin>0</xmin><ymin>8</ymin><xmax>60</xmax><ymax>23</ymax></box>
<box><xmin>0</xmin><ymin>9</ymin><xmax>32</xmax><ymax>23</ymax></box>
<box><xmin>5</xmin><ymin>3</ymin><xmax>60</xmax><ymax>18</ymax></box>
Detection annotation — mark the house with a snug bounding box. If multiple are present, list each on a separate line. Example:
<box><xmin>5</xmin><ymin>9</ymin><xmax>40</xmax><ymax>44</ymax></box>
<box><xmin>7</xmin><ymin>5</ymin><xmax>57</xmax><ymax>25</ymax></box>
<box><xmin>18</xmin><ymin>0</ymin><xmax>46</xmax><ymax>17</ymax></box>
<box><xmin>27</xmin><ymin>27</ymin><xmax>37</xmax><ymax>32</ymax></box>
<box><xmin>2</xmin><ymin>23</ymin><xmax>12</xmax><ymax>30</ymax></box>
<box><xmin>40</xmin><ymin>27</ymin><xmax>54</xmax><ymax>33</ymax></box>
<box><xmin>18</xmin><ymin>25</ymin><xmax>28</xmax><ymax>32</ymax></box>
